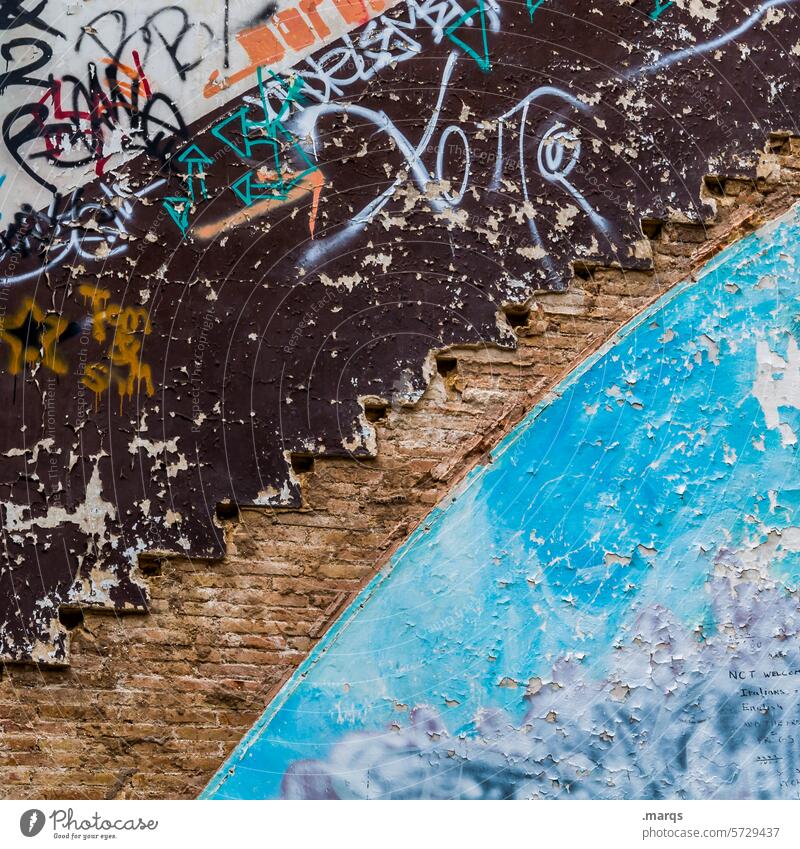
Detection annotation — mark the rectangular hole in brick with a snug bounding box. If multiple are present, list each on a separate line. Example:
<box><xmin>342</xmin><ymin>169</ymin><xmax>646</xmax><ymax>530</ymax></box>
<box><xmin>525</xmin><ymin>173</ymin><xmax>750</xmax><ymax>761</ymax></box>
<box><xmin>768</xmin><ymin>133</ymin><xmax>791</xmax><ymax>154</ymax></box>
<box><xmin>503</xmin><ymin>305</ymin><xmax>531</xmax><ymax>328</ymax></box>
<box><xmin>436</xmin><ymin>356</ymin><xmax>457</xmax><ymax>377</ymax></box>
<box><xmin>364</xmin><ymin>401</ymin><xmax>389</xmax><ymax>422</ymax></box>
<box><xmin>572</xmin><ymin>261</ymin><xmax>594</xmax><ymax>280</ymax></box>
<box><xmin>58</xmin><ymin>608</ymin><xmax>85</xmax><ymax>631</ymax></box>
<box><xmin>139</xmin><ymin>558</ymin><xmax>162</xmax><ymax>577</ymax></box>
<box><xmin>290</xmin><ymin>453</ymin><xmax>315</xmax><ymax>474</ymax></box>
<box><xmin>703</xmin><ymin>177</ymin><xmax>726</xmax><ymax>197</ymax></box>
<box><xmin>641</xmin><ymin>219</ymin><xmax>664</xmax><ymax>240</ymax></box>
<box><xmin>216</xmin><ymin>500</ymin><xmax>239</xmax><ymax>521</ymax></box>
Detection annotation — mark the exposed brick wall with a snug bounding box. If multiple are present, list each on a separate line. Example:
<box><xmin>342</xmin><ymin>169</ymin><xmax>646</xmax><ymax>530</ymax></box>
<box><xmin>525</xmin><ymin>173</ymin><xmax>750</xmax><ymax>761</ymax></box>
<box><xmin>2</xmin><ymin>138</ymin><xmax>800</xmax><ymax>800</ymax></box>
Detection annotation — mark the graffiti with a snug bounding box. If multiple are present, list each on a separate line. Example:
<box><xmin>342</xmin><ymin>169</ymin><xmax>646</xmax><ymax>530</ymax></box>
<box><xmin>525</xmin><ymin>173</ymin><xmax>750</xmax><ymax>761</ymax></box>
<box><xmin>0</xmin><ymin>4</ymin><xmax>212</xmax><ymax>226</ymax></box>
<box><xmin>78</xmin><ymin>283</ymin><xmax>154</xmax><ymax>405</ymax></box>
<box><xmin>0</xmin><ymin>0</ymin><xmax>514</xmax><ymax>230</ymax></box>
<box><xmin>0</xmin><ymin>0</ymin><xmax>383</xmax><ymax>229</ymax></box>
<box><xmin>444</xmin><ymin>0</ymin><xmax>491</xmax><ymax>72</ymax></box>
<box><xmin>167</xmin><ymin>64</ymin><xmax>325</xmax><ymax>238</ymax></box>
<box><xmin>267</xmin><ymin>13</ymin><xmax>422</xmax><ymax>105</ymax></box>
<box><xmin>1</xmin><ymin>0</ymin><xmax>799</xmax><ymax>674</ymax></box>
<box><xmin>0</xmin><ymin>178</ymin><xmax>164</xmax><ymax>285</ymax></box>
<box><xmin>0</xmin><ymin>284</ymin><xmax>152</xmax><ymax>404</ymax></box>
<box><xmin>209</xmin><ymin>0</ymin><xmax>498</xmax><ymax>103</ymax></box>
<box><xmin>179</xmin><ymin>144</ymin><xmax>212</xmax><ymax>201</ymax></box>
<box><xmin>0</xmin><ymin>296</ymin><xmax>79</xmax><ymax>376</ymax></box>
<box><xmin>2</xmin><ymin>56</ymin><xmax>187</xmax><ymax>191</ymax></box>
<box><xmin>649</xmin><ymin>0</ymin><xmax>672</xmax><ymax>20</ymax></box>
<box><xmin>212</xmin><ymin>67</ymin><xmax>318</xmax><ymax>216</ymax></box>
<box><xmin>198</xmin><ymin>0</ymin><xmax>618</xmax><ymax>267</ymax></box>
<box><xmin>527</xmin><ymin>0</ymin><xmax>547</xmax><ymax>20</ymax></box>
<box><xmin>0</xmin><ymin>0</ymin><xmax>62</xmax><ymax>37</ymax></box>
<box><xmin>75</xmin><ymin>7</ymin><xmax>214</xmax><ymax>83</ymax></box>
<box><xmin>204</xmin><ymin>204</ymin><xmax>800</xmax><ymax>799</ymax></box>
<box><xmin>0</xmin><ymin>8</ymin><xmax>200</xmax><ymax>194</ymax></box>
<box><xmin>292</xmin><ymin>59</ymin><xmax>605</xmax><ymax>266</ymax></box>
<box><xmin>193</xmin><ymin>168</ymin><xmax>324</xmax><ymax>241</ymax></box>
<box><xmin>0</xmin><ymin>35</ymin><xmax>53</xmax><ymax>96</ymax></box>
<box><xmin>537</xmin><ymin>122</ymin><xmax>610</xmax><ymax>235</ymax></box>
<box><xmin>162</xmin><ymin>144</ymin><xmax>213</xmax><ymax>235</ymax></box>
<box><xmin>630</xmin><ymin>0</ymin><xmax>797</xmax><ymax>76</ymax></box>
<box><xmin>203</xmin><ymin>0</ymin><xmax>393</xmax><ymax>98</ymax></box>
<box><xmin>290</xmin><ymin>52</ymin><xmax>460</xmax><ymax>262</ymax></box>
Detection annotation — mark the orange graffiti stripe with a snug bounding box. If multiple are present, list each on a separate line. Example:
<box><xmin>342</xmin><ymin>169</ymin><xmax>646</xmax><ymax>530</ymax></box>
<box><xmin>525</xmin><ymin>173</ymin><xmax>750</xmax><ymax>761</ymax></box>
<box><xmin>192</xmin><ymin>168</ymin><xmax>324</xmax><ymax>241</ymax></box>
<box><xmin>204</xmin><ymin>0</ymin><xmax>388</xmax><ymax>99</ymax></box>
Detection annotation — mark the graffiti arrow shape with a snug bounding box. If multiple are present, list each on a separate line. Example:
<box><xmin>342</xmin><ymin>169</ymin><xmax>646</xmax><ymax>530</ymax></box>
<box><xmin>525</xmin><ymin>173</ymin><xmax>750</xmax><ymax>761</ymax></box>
<box><xmin>178</xmin><ymin>144</ymin><xmax>213</xmax><ymax>166</ymax></box>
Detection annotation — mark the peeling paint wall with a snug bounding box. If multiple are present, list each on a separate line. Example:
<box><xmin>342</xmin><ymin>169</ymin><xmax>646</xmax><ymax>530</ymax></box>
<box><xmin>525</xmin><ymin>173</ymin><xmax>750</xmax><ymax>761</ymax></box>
<box><xmin>206</xmin><ymin>203</ymin><xmax>800</xmax><ymax>800</ymax></box>
<box><xmin>0</xmin><ymin>2</ymin><xmax>798</xmax><ymax>669</ymax></box>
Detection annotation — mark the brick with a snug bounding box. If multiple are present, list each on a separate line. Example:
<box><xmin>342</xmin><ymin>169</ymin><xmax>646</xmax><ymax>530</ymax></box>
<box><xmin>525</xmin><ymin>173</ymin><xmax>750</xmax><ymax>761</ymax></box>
<box><xmin>3</xmin><ymin>154</ymin><xmax>800</xmax><ymax>800</ymax></box>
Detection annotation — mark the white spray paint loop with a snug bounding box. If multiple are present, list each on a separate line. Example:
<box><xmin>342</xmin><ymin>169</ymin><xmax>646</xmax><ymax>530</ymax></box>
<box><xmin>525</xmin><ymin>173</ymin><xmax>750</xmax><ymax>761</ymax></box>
<box><xmin>436</xmin><ymin>125</ymin><xmax>471</xmax><ymax>206</ymax></box>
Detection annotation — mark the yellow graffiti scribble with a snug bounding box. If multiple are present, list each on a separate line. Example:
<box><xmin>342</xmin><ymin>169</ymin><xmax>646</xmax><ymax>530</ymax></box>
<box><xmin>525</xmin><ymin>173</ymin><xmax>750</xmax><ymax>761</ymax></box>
<box><xmin>0</xmin><ymin>298</ymin><xmax>72</xmax><ymax>375</ymax></box>
<box><xmin>79</xmin><ymin>283</ymin><xmax>155</xmax><ymax>406</ymax></box>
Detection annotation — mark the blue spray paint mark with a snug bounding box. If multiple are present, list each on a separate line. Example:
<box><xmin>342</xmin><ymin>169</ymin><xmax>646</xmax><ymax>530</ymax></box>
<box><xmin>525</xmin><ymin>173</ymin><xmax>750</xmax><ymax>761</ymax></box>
<box><xmin>178</xmin><ymin>144</ymin><xmax>212</xmax><ymax>202</ymax></box>
<box><xmin>162</xmin><ymin>196</ymin><xmax>192</xmax><ymax>235</ymax></box>
<box><xmin>445</xmin><ymin>1</ymin><xmax>491</xmax><ymax>72</ymax></box>
<box><xmin>212</xmin><ymin>67</ymin><xmax>317</xmax><ymax>207</ymax></box>
<box><xmin>650</xmin><ymin>0</ymin><xmax>673</xmax><ymax>20</ymax></box>
<box><xmin>162</xmin><ymin>144</ymin><xmax>212</xmax><ymax>234</ymax></box>
<box><xmin>204</xmin><ymin>205</ymin><xmax>800</xmax><ymax>799</ymax></box>
<box><xmin>527</xmin><ymin>0</ymin><xmax>547</xmax><ymax>21</ymax></box>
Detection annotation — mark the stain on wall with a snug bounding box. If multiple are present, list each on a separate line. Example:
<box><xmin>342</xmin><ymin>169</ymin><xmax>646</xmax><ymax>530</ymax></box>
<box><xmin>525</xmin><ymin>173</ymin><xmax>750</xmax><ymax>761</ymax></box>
<box><xmin>1</xmin><ymin>0</ymin><xmax>799</xmax><ymax>666</ymax></box>
<box><xmin>205</xmin><ymin>203</ymin><xmax>800</xmax><ymax>800</ymax></box>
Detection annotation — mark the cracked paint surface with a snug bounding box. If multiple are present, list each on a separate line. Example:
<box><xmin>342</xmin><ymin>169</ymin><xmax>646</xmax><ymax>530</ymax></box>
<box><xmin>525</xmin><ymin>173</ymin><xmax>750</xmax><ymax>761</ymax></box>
<box><xmin>205</xmin><ymin>203</ymin><xmax>800</xmax><ymax>800</ymax></box>
<box><xmin>2</xmin><ymin>0</ymin><xmax>800</xmax><ymax>661</ymax></box>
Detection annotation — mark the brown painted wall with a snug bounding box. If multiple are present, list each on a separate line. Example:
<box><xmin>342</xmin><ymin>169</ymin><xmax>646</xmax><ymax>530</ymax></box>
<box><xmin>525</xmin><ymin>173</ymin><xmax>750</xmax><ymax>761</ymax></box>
<box><xmin>3</xmin><ymin>0</ymin><xmax>800</xmax><ymax>666</ymax></box>
<box><xmin>3</xmin><ymin>143</ymin><xmax>800</xmax><ymax>798</ymax></box>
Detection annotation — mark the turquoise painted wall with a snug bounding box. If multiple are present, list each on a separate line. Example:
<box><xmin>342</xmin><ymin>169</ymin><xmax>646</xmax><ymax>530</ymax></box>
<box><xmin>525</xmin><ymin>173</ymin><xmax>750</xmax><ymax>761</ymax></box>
<box><xmin>205</xmin><ymin>205</ymin><xmax>800</xmax><ymax>800</ymax></box>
